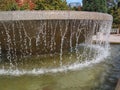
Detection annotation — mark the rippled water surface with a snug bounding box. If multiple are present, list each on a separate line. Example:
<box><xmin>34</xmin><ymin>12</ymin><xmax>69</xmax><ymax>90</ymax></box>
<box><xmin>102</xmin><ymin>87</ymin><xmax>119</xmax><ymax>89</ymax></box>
<box><xmin>0</xmin><ymin>44</ymin><xmax>119</xmax><ymax>90</ymax></box>
<box><xmin>96</xmin><ymin>44</ymin><xmax>120</xmax><ymax>90</ymax></box>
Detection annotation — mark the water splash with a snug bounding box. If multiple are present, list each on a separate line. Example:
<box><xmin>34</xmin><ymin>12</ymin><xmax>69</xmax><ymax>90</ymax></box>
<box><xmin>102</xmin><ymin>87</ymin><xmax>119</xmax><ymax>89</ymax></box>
<box><xmin>0</xmin><ymin>20</ymin><xmax>112</xmax><ymax>76</ymax></box>
<box><xmin>0</xmin><ymin>44</ymin><xmax>109</xmax><ymax>76</ymax></box>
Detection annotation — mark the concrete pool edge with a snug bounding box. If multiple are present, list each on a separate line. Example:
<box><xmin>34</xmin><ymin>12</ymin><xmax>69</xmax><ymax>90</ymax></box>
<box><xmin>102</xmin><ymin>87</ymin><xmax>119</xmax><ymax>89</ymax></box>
<box><xmin>0</xmin><ymin>11</ymin><xmax>113</xmax><ymax>21</ymax></box>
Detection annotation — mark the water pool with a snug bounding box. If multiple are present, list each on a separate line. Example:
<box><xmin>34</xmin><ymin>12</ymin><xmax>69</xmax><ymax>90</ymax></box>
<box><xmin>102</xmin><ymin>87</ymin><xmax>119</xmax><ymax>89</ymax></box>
<box><xmin>0</xmin><ymin>44</ymin><xmax>119</xmax><ymax>90</ymax></box>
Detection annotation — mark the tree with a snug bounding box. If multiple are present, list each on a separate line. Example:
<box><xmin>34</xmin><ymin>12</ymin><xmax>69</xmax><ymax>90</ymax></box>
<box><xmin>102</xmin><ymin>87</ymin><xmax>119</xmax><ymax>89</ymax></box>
<box><xmin>108</xmin><ymin>2</ymin><xmax>120</xmax><ymax>33</ymax></box>
<box><xmin>82</xmin><ymin>0</ymin><xmax>107</xmax><ymax>13</ymax></box>
<box><xmin>0</xmin><ymin>0</ymin><xmax>34</xmax><ymax>11</ymax></box>
<box><xmin>118</xmin><ymin>1</ymin><xmax>120</xmax><ymax>7</ymax></box>
<box><xmin>108</xmin><ymin>5</ymin><xmax>120</xmax><ymax>29</ymax></box>
<box><xmin>35</xmin><ymin>0</ymin><xmax>69</xmax><ymax>10</ymax></box>
<box><xmin>0</xmin><ymin>0</ymin><xmax>69</xmax><ymax>11</ymax></box>
<box><xmin>15</xmin><ymin>0</ymin><xmax>35</xmax><ymax>10</ymax></box>
<box><xmin>0</xmin><ymin>0</ymin><xmax>18</xmax><ymax>11</ymax></box>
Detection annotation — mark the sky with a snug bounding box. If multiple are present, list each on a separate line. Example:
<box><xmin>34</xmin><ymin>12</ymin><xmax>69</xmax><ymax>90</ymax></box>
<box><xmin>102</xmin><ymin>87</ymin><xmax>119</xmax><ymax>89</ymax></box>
<box><xmin>66</xmin><ymin>0</ymin><xmax>82</xmax><ymax>4</ymax></box>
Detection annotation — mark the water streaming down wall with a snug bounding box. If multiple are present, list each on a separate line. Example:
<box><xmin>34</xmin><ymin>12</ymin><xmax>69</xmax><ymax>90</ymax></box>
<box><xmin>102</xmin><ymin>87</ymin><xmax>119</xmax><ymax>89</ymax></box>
<box><xmin>0</xmin><ymin>11</ymin><xmax>113</xmax><ymax>69</ymax></box>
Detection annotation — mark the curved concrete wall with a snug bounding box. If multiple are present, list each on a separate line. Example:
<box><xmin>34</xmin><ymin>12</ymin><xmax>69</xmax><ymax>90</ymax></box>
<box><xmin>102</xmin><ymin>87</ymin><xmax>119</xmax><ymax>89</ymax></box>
<box><xmin>0</xmin><ymin>11</ymin><xmax>113</xmax><ymax>21</ymax></box>
<box><xmin>0</xmin><ymin>11</ymin><xmax>113</xmax><ymax>61</ymax></box>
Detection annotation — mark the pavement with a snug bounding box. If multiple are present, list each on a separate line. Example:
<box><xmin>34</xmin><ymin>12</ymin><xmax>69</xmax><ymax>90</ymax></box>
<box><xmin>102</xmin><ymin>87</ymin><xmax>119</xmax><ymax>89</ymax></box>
<box><xmin>92</xmin><ymin>34</ymin><xmax>120</xmax><ymax>44</ymax></box>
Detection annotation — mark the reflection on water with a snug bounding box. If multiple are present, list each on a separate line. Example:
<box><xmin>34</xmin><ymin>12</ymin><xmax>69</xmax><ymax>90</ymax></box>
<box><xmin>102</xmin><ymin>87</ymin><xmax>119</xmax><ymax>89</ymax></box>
<box><xmin>96</xmin><ymin>44</ymin><xmax>120</xmax><ymax>90</ymax></box>
<box><xmin>0</xmin><ymin>64</ymin><xmax>107</xmax><ymax>90</ymax></box>
<box><xmin>0</xmin><ymin>44</ymin><xmax>119</xmax><ymax>90</ymax></box>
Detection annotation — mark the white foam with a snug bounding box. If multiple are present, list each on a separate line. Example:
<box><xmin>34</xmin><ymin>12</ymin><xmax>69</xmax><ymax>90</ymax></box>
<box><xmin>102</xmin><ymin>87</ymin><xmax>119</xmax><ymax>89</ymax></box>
<box><xmin>0</xmin><ymin>44</ymin><xmax>109</xmax><ymax>76</ymax></box>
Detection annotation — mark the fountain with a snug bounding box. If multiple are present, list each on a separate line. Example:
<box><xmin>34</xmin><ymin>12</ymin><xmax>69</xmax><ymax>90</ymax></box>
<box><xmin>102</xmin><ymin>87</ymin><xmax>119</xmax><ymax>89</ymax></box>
<box><xmin>0</xmin><ymin>11</ymin><xmax>112</xmax><ymax>75</ymax></box>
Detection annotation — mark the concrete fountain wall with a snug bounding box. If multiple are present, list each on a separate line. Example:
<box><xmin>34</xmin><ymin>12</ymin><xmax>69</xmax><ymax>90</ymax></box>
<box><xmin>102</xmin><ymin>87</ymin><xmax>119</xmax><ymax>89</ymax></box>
<box><xmin>0</xmin><ymin>11</ymin><xmax>113</xmax><ymax>61</ymax></box>
<box><xmin>0</xmin><ymin>11</ymin><xmax>112</xmax><ymax>20</ymax></box>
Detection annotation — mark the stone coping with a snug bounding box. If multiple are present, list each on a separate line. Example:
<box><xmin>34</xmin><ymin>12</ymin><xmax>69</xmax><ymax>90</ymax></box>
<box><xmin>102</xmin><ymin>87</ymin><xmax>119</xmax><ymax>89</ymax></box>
<box><xmin>0</xmin><ymin>11</ymin><xmax>113</xmax><ymax>21</ymax></box>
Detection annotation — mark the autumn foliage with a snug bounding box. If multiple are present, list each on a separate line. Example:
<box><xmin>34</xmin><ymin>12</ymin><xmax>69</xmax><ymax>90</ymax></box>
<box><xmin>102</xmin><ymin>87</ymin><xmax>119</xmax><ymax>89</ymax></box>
<box><xmin>0</xmin><ymin>0</ymin><xmax>68</xmax><ymax>11</ymax></box>
<box><xmin>15</xmin><ymin>0</ymin><xmax>35</xmax><ymax>10</ymax></box>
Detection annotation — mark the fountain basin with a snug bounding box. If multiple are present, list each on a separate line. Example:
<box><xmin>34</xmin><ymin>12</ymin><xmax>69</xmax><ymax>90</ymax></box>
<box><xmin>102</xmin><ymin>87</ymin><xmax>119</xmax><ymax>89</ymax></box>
<box><xmin>0</xmin><ymin>11</ymin><xmax>112</xmax><ymax>21</ymax></box>
<box><xmin>0</xmin><ymin>11</ymin><xmax>113</xmax><ymax>60</ymax></box>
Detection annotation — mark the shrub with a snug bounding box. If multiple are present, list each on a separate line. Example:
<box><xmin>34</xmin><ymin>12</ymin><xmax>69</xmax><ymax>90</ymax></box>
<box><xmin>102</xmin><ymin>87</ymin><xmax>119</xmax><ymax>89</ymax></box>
<box><xmin>35</xmin><ymin>0</ymin><xmax>69</xmax><ymax>10</ymax></box>
<box><xmin>82</xmin><ymin>0</ymin><xmax>107</xmax><ymax>13</ymax></box>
